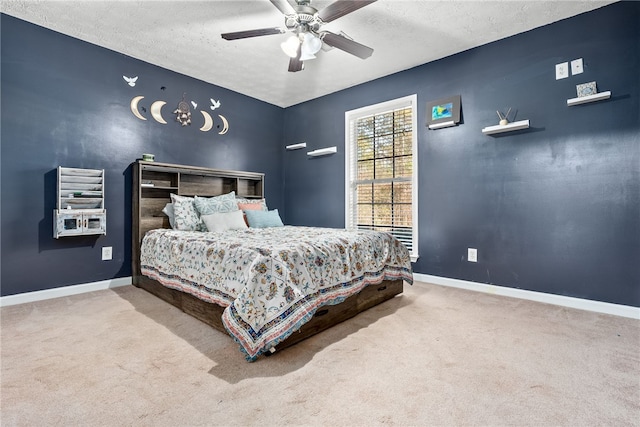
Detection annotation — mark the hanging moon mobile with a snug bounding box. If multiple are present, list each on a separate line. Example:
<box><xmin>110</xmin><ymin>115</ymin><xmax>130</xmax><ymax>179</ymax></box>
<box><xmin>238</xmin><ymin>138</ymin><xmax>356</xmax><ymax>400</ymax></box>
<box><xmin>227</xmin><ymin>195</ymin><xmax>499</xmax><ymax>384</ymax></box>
<box><xmin>150</xmin><ymin>101</ymin><xmax>168</xmax><ymax>124</ymax></box>
<box><xmin>218</xmin><ymin>115</ymin><xmax>229</xmax><ymax>135</ymax></box>
<box><xmin>130</xmin><ymin>96</ymin><xmax>147</xmax><ymax>121</ymax></box>
<box><xmin>199</xmin><ymin>111</ymin><xmax>214</xmax><ymax>132</ymax></box>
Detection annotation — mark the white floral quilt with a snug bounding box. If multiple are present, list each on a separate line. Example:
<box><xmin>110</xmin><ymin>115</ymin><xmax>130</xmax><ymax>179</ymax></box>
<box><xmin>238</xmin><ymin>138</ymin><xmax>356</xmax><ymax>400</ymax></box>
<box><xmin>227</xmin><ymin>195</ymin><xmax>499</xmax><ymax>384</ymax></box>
<box><xmin>140</xmin><ymin>226</ymin><xmax>413</xmax><ymax>360</ymax></box>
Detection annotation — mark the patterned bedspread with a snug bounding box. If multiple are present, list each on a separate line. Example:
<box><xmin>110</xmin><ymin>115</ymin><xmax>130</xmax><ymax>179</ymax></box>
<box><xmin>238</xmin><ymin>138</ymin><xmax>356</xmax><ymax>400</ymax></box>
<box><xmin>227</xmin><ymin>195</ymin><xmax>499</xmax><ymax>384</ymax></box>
<box><xmin>140</xmin><ymin>226</ymin><xmax>413</xmax><ymax>360</ymax></box>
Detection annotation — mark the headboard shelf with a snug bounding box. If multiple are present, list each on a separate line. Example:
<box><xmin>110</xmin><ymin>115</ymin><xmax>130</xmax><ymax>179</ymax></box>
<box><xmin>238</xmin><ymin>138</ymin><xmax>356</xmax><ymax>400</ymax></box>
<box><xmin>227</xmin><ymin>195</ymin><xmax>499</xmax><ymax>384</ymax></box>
<box><xmin>132</xmin><ymin>160</ymin><xmax>265</xmax><ymax>283</ymax></box>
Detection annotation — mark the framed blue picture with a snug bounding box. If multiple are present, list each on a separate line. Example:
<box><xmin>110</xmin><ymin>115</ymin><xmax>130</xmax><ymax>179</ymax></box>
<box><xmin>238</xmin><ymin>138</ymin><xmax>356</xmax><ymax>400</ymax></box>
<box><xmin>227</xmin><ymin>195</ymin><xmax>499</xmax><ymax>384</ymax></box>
<box><xmin>426</xmin><ymin>95</ymin><xmax>461</xmax><ymax>129</ymax></box>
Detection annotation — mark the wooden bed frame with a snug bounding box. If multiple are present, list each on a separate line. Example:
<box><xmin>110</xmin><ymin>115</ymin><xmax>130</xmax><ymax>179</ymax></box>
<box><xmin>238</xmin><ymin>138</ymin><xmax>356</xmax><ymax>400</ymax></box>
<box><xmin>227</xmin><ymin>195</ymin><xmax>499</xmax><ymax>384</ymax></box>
<box><xmin>131</xmin><ymin>160</ymin><xmax>403</xmax><ymax>355</ymax></box>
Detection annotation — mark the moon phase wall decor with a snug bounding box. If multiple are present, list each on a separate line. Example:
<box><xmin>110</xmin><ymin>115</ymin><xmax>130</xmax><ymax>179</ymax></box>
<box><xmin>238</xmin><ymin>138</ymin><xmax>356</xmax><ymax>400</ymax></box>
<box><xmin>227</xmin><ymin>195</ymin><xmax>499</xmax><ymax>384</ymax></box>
<box><xmin>129</xmin><ymin>96</ymin><xmax>229</xmax><ymax>134</ymax></box>
<box><xmin>130</xmin><ymin>96</ymin><xmax>147</xmax><ymax>121</ymax></box>
<box><xmin>218</xmin><ymin>115</ymin><xmax>229</xmax><ymax>135</ymax></box>
<box><xmin>150</xmin><ymin>101</ymin><xmax>168</xmax><ymax>124</ymax></box>
<box><xmin>200</xmin><ymin>111</ymin><xmax>213</xmax><ymax>132</ymax></box>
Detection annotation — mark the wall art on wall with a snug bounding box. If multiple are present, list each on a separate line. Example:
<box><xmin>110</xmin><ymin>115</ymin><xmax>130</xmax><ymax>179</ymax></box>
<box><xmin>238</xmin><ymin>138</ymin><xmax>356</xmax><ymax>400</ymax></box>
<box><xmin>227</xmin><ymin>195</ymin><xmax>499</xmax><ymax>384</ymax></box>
<box><xmin>426</xmin><ymin>95</ymin><xmax>461</xmax><ymax>129</ymax></box>
<box><xmin>123</xmin><ymin>75</ymin><xmax>138</xmax><ymax>87</ymax></box>
<box><xmin>173</xmin><ymin>94</ymin><xmax>192</xmax><ymax>126</ymax></box>
<box><xmin>576</xmin><ymin>81</ymin><xmax>597</xmax><ymax>97</ymax></box>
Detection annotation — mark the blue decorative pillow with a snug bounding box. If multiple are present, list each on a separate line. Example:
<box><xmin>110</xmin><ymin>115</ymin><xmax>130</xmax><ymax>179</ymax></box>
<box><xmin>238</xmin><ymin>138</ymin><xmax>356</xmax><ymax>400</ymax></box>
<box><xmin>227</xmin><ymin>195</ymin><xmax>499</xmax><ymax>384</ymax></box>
<box><xmin>244</xmin><ymin>209</ymin><xmax>284</xmax><ymax>228</ymax></box>
<box><xmin>194</xmin><ymin>191</ymin><xmax>238</xmax><ymax>216</ymax></box>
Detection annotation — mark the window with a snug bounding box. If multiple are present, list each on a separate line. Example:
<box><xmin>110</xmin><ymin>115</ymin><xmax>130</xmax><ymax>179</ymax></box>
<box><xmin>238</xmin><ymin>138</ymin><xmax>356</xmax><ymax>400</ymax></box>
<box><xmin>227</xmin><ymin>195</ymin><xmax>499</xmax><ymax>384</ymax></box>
<box><xmin>345</xmin><ymin>95</ymin><xmax>418</xmax><ymax>261</ymax></box>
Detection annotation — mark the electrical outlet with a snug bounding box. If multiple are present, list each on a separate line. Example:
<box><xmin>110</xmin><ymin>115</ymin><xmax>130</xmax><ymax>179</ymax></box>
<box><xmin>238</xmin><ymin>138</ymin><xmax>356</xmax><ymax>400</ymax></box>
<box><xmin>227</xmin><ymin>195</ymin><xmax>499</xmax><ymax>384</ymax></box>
<box><xmin>468</xmin><ymin>248</ymin><xmax>478</xmax><ymax>263</ymax></box>
<box><xmin>571</xmin><ymin>58</ymin><xmax>584</xmax><ymax>75</ymax></box>
<box><xmin>555</xmin><ymin>62</ymin><xmax>569</xmax><ymax>80</ymax></box>
<box><xmin>102</xmin><ymin>246</ymin><xmax>112</xmax><ymax>261</ymax></box>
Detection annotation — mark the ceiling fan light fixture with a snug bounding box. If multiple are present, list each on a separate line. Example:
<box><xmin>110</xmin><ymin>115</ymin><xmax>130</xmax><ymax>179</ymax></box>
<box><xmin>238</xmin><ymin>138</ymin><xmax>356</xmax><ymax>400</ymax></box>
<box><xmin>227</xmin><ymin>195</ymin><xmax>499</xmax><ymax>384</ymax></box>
<box><xmin>302</xmin><ymin>32</ymin><xmax>322</xmax><ymax>55</ymax></box>
<box><xmin>299</xmin><ymin>51</ymin><xmax>317</xmax><ymax>61</ymax></box>
<box><xmin>281</xmin><ymin>35</ymin><xmax>300</xmax><ymax>58</ymax></box>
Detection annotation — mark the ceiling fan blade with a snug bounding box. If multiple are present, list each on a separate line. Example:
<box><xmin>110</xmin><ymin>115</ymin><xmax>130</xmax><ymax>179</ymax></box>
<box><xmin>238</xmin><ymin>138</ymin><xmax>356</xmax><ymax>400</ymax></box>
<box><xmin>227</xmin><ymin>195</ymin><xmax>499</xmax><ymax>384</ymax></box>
<box><xmin>317</xmin><ymin>0</ymin><xmax>377</xmax><ymax>23</ymax></box>
<box><xmin>321</xmin><ymin>31</ymin><xmax>374</xmax><ymax>59</ymax></box>
<box><xmin>288</xmin><ymin>50</ymin><xmax>304</xmax><ymax>72</ymax></box>
<box><xmin>269</xmin><ymin>0</ymin><xmax>296</xmax><ymax>16</ymax></box>
<box><xmin>221</xmin><ymin>27</ymin><xmax>284</xmax><ymax>40</ymax></box>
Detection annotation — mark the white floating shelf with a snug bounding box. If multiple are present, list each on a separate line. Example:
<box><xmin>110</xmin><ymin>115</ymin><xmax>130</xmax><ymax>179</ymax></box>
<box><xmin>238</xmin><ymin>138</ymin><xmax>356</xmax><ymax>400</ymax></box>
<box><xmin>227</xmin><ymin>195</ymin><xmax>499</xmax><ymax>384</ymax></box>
<box><xmin>307</xmin><ymin>146</ymin><xmax>337</xmax><ymax>157</ymax></box>
<box><xmin>428</xmin><ymin>120</ymin><xmax>456</xmax><ymax>130</ymax></box>
<box><xmin>482</xmin><ymin>119</ymin><xmax>530</xmax><ymax>135</ymax></box>
<box><xmin>286</xmin><ymin>143</ymin><xmax>307</xmax><ymax>150</ymax></box>
<box><xmin>567</xmin><ymin>91</ymin><xmax>611</xmax><ymax>106</ymax></box>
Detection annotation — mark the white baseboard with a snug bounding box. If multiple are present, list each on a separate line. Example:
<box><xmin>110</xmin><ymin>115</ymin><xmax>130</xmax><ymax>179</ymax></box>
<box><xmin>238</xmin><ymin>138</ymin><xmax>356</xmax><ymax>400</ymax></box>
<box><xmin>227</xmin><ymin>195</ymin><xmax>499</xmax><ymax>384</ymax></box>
<box><xmin>0</xmin><ymin>277</ymin><xmax>132</xmax><ymax>307</ymax></box>
<box><xmin>413</xmin><ymin>273</ymin><xmax>640</xmax><ymax>320</ymax></box>
<box><xmin>2</xmin><ymin>274</ymin><xmax>638</xmax><ymax>320</ymax></box>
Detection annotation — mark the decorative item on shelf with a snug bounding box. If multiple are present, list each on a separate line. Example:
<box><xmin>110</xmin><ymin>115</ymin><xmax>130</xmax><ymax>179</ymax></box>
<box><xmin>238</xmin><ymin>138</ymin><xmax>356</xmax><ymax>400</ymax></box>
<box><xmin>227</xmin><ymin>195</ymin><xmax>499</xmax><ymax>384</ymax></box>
<box><xmin>496</xmin><ymin>108</ymin><xmax>512</xmax><ymax>126</ymax></box>
<box><xmin>426</xmin><ymin>95</ymin><xmax>461</xmax><ymax>130</ymax></box>
<box><xmin>286</xmin><ymin>143</ymin><xmax>307</xmax><ymax>150</ymax></box>
<box><xmin>307</xmin><ymin>146</ymin><xmax>337</xmax><ymax>157</ymax></box>
<box><xmin>173</xmin><ymin>93</ymin><xmax>192</xmax><ymax>126</ymax></box>
<box><xmin>142</xmin><ymin>153</ymin><xmax>155</xmax><ymax>162</ymax></box>
<box><xmin>576</xmin><ymin>81</ymin><xmax>597</xmax><ymax>98</ymax></box>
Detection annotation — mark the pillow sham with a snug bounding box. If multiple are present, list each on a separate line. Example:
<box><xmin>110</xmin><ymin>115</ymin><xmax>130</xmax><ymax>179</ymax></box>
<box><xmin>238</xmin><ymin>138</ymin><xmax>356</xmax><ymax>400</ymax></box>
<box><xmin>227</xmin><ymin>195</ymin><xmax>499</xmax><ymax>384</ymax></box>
<box><xmin>244</xmin><ymin>209</ymin><xmax>284</xmax><ymax>228</ymax></box>
<box><xmin>194</xmin><ymin>191</ymin><xmax>238</xmax><ymax>216</ymax></box>
<box><xmin>238</xmin><ymin>202</ymin><xmax>264</xmax><ymax>211</ymax></box>
<box><xmin>236</xmin><ymin>197</ymin><xmax>268</xmax><ymax>211</ymax></box>
<box><xmin>201</xmin><ymin>210</ymin><xmax>248</xmax><ymax>232</ymax></box>
<box><xmin>162</xmin><ymin>203</ymin><xmax>175</xmax><ymax>229</ymax></box>
<box><xmin>170</xmin><ymin>194</ymin><xmax>205</xmax><ymax>231</ymax></box>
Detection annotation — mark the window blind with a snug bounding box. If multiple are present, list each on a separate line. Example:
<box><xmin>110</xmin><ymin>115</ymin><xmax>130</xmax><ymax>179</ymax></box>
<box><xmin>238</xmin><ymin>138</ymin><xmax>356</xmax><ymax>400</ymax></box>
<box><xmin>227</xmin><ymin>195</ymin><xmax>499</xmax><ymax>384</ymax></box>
<box><xmin>345</xmin><ymin>96</ymin><xmax>417</xmax><ymax>258</ymax></box>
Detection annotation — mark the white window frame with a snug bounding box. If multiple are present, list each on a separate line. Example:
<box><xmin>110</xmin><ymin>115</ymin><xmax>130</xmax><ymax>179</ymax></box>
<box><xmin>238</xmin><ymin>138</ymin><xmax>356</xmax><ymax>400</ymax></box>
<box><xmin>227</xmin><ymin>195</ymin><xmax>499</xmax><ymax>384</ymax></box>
<box><xmin>344</xmin><ymin>94</ymin><xmax>419</xmax><ymax>262</ymax></box>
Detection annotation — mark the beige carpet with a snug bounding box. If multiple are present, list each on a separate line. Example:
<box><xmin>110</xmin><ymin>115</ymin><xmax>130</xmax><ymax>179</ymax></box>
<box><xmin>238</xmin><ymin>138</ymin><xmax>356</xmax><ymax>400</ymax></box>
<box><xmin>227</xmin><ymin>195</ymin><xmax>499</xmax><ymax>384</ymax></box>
<box><xmin>1</xmin><ymin>281</ymin><xmax>639</xmax><ymax>426</ymax></box>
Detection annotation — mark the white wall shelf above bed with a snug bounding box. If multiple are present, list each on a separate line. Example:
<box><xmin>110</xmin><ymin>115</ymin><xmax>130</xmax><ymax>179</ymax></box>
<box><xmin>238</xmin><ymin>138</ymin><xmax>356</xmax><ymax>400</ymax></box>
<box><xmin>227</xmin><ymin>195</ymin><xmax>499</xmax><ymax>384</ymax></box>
<box><xmin>482</xmin><ymin>119</ymin><xmax>530</xmax><ymax>135</ymax></box>
<box><xmin>566</xmin><ymin>91</ymin><xmax>611</xmax><ymax>106</ymax></box>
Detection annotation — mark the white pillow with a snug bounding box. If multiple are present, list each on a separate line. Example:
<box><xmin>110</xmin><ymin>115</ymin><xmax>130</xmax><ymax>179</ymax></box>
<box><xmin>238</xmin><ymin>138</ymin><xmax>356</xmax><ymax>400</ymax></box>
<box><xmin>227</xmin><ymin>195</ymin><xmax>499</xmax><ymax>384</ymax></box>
<box><xmin>201</xmin><ymin>210</ymin><xmax>248</xmax><ymax>232</ymax></box>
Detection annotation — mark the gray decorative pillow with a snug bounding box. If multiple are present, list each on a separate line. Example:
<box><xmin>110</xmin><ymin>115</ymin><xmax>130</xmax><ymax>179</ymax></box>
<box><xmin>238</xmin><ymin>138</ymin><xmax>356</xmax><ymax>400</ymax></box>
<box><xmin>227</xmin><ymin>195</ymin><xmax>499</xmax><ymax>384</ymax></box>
<box><xmin>170</xmin><ymin>194</ymin><xmax>205</xmax><ymax>231</ymax></box>
<box><xmin>162</xmin><ymin>203</ymin><xmax>175</xmax><ymax>229</ymax></box>
<box><xmin>194</xmin><ymin>191</ymin><xmax>238</xmax><ymax>216</ymax></box>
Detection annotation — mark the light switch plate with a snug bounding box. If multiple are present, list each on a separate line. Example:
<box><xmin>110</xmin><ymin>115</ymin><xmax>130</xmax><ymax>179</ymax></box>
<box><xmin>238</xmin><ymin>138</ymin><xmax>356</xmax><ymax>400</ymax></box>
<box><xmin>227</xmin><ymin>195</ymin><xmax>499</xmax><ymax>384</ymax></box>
<box><xmin>571</xmin><ymin>58</ymin><xmax>584</xmax><ymax>75</ymax></box>
<box><xmin>555</xmin><ymin>62</ymin><xmax>569</xmax><ymax>80</ymax></box>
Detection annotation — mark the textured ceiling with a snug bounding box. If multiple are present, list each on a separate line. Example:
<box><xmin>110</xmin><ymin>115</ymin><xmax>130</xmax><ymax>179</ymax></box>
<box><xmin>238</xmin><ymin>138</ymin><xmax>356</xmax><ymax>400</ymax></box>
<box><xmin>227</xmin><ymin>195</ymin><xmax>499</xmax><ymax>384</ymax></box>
<box><xmin>1</xmin><ymin>0</ymin><xmax>615</xmax><ymax>107</ymax></box>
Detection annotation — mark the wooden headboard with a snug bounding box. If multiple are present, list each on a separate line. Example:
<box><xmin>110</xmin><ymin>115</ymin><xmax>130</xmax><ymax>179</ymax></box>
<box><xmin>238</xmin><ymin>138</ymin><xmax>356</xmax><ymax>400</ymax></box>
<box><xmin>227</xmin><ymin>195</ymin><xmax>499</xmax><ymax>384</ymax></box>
<box><xmin>131</xmin><ymin>160</ymin><xmax>264</xmax><ymax>285</ymax></box>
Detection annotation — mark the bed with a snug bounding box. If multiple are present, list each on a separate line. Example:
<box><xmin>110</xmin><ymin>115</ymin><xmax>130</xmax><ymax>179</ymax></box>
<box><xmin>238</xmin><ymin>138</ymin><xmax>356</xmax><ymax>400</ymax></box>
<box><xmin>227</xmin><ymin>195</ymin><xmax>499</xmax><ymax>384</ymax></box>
<box><xmin>132</xmin><ymin>160</ymin><xmax>413</xmax><ymax>360</ymax></box>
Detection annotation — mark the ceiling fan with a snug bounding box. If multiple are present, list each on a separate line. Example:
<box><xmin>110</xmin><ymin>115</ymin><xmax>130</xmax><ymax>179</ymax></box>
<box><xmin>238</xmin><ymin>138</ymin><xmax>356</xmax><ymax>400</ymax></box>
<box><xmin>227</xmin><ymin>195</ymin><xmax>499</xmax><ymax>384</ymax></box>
<box><xmin>221</xmin><ymin>0</ymin><xmax>377</xmax><ymax>72</ymax></box>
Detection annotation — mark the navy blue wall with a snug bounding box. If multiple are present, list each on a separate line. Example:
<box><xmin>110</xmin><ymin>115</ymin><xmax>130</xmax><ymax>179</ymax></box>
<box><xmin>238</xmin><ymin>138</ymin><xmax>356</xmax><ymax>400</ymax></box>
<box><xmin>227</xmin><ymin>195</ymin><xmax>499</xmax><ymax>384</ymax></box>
<box><xmin>283</xmin><ymin>2</ymin><xmax>640</xmax><ymax>306</ymax></box>
<box><xmin>2</xmin><ymin>3</ymin><xmax>638</xmax><ymax>307</ymax></box>
<box><xmin>1</xmin><ymin>14</ymin><xmax>284</xmax><ymax>296</ymax></box>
